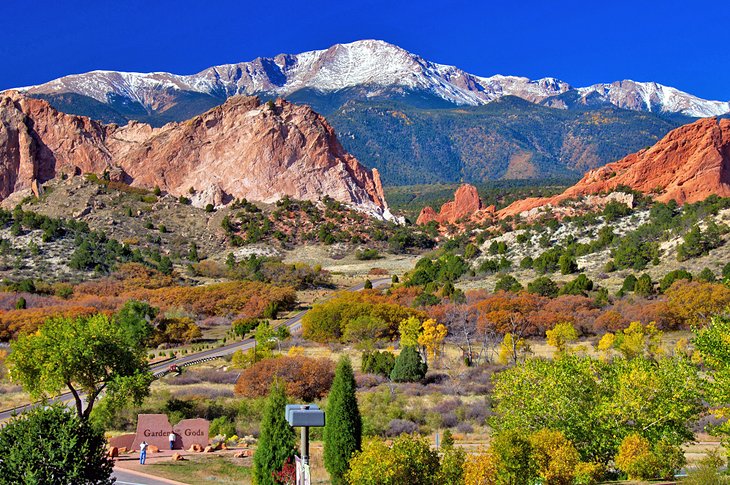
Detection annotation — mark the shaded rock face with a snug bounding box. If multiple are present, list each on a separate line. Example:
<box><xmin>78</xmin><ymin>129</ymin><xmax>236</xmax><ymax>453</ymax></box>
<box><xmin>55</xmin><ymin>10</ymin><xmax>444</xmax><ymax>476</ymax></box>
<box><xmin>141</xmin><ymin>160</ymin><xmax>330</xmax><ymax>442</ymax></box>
<box><xmin>417</xmin><ymin>184</ymin><xmax>483</xmax><ymax>225</ymax></box>
<box><xmin>500</xmin><ymin>117</ymin><xmax>730</xmax><ymax>218</ymax></box>
<box><xmin>0</xmin><ymin>91</ymin><xmax>392</xmax><ymax>219</ymax></box>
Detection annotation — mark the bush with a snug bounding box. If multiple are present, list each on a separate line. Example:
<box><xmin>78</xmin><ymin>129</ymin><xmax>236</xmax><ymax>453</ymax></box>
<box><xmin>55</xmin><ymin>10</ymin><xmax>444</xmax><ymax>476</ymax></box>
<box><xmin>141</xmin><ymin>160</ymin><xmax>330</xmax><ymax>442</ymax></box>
<box><xmin>355</xmin><ymin>249</ymin><xmax>380</xmax><ymax>260</ymax></box>
<box><xmin>559</xmin><ymin>274</ymin><xmax>593</xmax><ymax>296</ymax></box>
<box><xmin>209</xmin><ymin>416</ymin><xmax>236</xmax><ymax>437</ymax></box>
<box><xmin>234</xmin><ymin>356</ymin><xmax>335</xmax><ymax>401</ymax></box>
<box><xmin>634</xmin><ymin>274</ymin><xmax>655</xmax><ymax>297</ymax></box>
<box><xmin>0</xmin><ymin>405</ymin><xmax>114</xmax><ymax>484</ymax></box>
<box><xmin>491</xmin><ymin>430</ymin><xmax>536</xmax><ymax>484</ymax></box>
<box><xmin>494</xmin><ymin>275</ymin><xmax>522</xmax><ymax>293</ymax></box>
<box><xmin>361</xmin><ymin>350</ymin><xmax>396</xmax><ymax>377</ymax></box>
<box><xmin>660</xmin><ymin>269</ymin><xmax>692</xmax><ymax>293</ymax></box>
<box><xmin>346</xmin><ymin>435</ymin><xmax>440</xmax><ymax>485</ymax></box>
<box><xmin>527</xmin><ymin>276</ymin><xmax>559</xmax><ymax>297</ymax></box>
<box><xmin>390</xmin><ymin>346</ymin><xmax>427</xmax><ymax>383</ymax></box>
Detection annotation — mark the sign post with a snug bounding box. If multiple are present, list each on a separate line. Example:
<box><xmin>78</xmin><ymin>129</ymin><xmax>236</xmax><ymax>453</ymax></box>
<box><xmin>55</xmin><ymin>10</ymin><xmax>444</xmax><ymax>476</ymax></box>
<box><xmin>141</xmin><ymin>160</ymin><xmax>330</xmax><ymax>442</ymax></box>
<box><xmin>285</xmin><ymin>404</ymin><xmax>325</xmax><ymax>485</ymax></box>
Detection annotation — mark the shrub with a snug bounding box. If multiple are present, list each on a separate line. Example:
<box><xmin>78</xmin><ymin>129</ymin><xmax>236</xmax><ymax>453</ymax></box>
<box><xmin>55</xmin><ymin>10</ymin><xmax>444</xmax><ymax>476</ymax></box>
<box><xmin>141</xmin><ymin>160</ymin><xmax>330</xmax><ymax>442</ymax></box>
<box><xmin>559</xmin><ymin>274</ymin><xmax>593</xmax><ymax>296</ymax></box>
<box><xmin>209</xmin><ymin>416</ymin><xmax>236</xmax><ymax>437</ymax></box>
<box><xmin>346</xmin><ymin>435</ymin><xmax>440</xmax><ymax>485</ymax></box>
<box><xmin>390</xmin><ymin>346</ymin><xmax>427</xmax><ymax>382</ymax></box>
<box><xmin>234</xmin><ymin>356</ymin><xmax>335</xmax><ymax>401</ymax></box>
<box><xmin>361</xmin><ymin>350</ymin><xmax>396</xmax><ymax>377</ymax></box>
<box><xmin>463</xmin><ymin>449</ymin><xmax>499</xmax><ymax>485</ymax></box>
<box><xmin>355</xmin><ymin>249</ymin><xmax>380</xmax><ymax>260</ymax></box>
<box><xmin>494</xmin><ymin>274</ymin><xmax>522</xmax><ymax>293</ymax></box>
<box><xmin>527</xmin><ymin>276</ymin><xmax>559</xmax><ymax>298</ymax></box>
<box><xmin>660</xmin><ymin>269</ymin><xmax>692</xmax><ymax>293</ymax></box>
<box><xmin>614</xmin><ymin>434</ymin><xmax>655</xmax><ymax>480</ymax></box>
<box><xmin>634</xmin><ymin>273</ymin><xmax>655</xmax><ymax>297</ymax></box>
<box><xmin>529</xmin><ymin>429</ymin><xmax>580</xmax><ymax>485</ymax></box>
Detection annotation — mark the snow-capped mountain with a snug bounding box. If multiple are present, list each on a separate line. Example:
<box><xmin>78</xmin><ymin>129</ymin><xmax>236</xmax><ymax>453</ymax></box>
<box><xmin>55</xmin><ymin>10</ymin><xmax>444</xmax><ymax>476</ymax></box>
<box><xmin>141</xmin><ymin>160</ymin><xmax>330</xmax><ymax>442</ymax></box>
<box><xmin>14</xmin><ymin>39</ymin><xmax>730</xmax><ymax>119</ymax></box>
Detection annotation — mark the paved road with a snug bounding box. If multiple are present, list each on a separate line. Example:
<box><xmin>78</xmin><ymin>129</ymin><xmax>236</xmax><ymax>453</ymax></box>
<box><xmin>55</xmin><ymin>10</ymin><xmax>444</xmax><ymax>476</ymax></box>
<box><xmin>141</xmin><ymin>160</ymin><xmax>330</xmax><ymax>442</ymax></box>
<box><xmin>0</xmin><ymin>278</ymin><xmax>390</xmax><ymax>420</ymax></box>
<box><xmin>113</xmin><ymin>468</ymin><xmax>182</xmax><ymax>485</ymax></box>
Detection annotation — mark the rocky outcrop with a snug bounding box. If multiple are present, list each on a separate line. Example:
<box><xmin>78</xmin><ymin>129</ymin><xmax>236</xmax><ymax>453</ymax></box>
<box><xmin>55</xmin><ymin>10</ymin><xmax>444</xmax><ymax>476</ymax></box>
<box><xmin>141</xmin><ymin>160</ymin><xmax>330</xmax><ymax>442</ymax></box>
<box><xmin>0</xmin><ymin>91</ymin><xmax>393</xmax><ymax>219</ymax></box>
<box><xmin>416</xmin><ymin>184</ymin><xmax>484</xmax><ymax>225</ymax></box>
<box><xmin>500</xmin><ymin>117</ymin><xmax>730</xmax><ymax>218</ymax></box>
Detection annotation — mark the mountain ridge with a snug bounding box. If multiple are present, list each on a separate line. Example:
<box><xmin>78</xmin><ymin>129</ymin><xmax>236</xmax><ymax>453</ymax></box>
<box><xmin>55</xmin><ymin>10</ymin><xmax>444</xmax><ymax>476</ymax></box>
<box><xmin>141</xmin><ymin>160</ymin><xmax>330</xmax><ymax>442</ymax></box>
<box><xmin>13</xmin><ymin>39</ymin><xmax>730</xmax><ymax>121</ymax></box>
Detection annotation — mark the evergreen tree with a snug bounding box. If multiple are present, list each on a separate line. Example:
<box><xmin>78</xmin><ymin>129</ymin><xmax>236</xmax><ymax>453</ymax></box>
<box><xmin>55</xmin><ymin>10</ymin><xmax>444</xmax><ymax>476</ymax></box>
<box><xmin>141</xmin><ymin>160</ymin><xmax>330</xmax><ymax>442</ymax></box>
<box><xmin>363</xmin><ymin>279</ymin><xmax>373</xmax><ymax>289</ymax></box>
<box><xmin>253</xmin><ymin>380</ymin><xmax>296</xmax><ymax>485</ymax></box>
<box><xmin>390</xmin><ymin>346</ymin><xmax>427</xmax><ymax>382</ymax></box>
<box><xmin>324</xmin><ymin>356</ymin><xmax>362</xmax><ymax>485</ymax></box>
<box><xmin>634</xmin><ymin>273</ymin><xmax>655</xmax><ymax>297</ymax></box>
<box><xmin>559</xmin><ymin>254</ymin><xmax>578</xmax><ymax>275</ymax></box>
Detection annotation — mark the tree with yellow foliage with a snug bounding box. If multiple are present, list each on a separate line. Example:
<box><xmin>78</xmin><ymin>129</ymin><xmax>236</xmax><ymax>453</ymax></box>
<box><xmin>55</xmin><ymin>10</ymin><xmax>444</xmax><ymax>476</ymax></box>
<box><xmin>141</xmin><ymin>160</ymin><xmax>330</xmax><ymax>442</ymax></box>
<box><xmin>398</xmin><ymin>316</ymin><xmax>422</xmax><ymax>348</ymax></box>
<box><xmin>546</xmin><ymin>322</ymin><xmax>578</xmax><ymax>355</ymax></box>
<box><xmin>418</xmin><ymin>318</ymin><xmax>447</xmax><ymax>365</ymax></box>
<box><xmin>463</xmin><ymin>448</ymin><xmax>498</xmax><ymax>485</ymax></box>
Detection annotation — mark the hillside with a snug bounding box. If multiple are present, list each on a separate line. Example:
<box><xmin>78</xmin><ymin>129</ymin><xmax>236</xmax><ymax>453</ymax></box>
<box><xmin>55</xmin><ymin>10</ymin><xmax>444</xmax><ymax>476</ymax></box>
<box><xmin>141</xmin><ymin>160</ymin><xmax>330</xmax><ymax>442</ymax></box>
<box><xmin>325</xmin><ymin>96</ymin><xmax>681</xmax><ymax>184</ymax></box>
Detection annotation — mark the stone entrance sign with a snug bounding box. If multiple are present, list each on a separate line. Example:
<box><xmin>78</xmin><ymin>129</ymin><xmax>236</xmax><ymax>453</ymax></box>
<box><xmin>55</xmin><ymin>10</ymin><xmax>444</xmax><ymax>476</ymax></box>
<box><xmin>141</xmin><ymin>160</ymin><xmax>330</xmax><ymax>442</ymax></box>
<box><xmin>130</xmin><ymin>414</ymin><xmax>209</xmax><ymax>451</ymax></box>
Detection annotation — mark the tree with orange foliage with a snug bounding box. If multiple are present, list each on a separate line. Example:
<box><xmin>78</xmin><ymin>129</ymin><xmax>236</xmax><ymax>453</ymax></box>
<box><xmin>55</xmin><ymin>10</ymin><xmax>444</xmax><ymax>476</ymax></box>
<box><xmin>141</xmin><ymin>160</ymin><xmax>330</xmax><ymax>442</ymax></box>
<box><xmin>234</xmin><ymin>356</ymin><xmax>334</xmax><ymax>401</ymax></box>
<box><xmin>474</xmin><ymin>292</ymin><xmax>545</xmax><ymax>364</ymax></box>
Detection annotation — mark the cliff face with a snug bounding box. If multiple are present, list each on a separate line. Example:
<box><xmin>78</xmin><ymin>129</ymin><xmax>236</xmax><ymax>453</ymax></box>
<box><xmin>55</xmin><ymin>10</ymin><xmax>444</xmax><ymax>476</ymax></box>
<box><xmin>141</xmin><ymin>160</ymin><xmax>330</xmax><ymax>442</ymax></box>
<box><xmin>499</xmin><ymin>117</ymin><xmax>730</xmax><ymax>217</ymax></box>
<box><xmin>0</xmin><ymin>91</ymin><xmax>392</xmax><ymax>219</ymax></box>
<box><xmin>416</xmin><ymin>184</ymin><xmax>490</xmax><ymax>225</ymax></box>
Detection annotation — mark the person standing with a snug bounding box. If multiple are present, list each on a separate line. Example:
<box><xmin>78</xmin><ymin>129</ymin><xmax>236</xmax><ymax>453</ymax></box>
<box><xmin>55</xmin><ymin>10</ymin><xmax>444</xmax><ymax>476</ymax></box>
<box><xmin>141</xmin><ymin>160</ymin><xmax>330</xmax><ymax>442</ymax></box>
<box><xmin>139</xmin><ymin>441</ymin><xmax>148</xmax><ymax>465</ymax></box>
<box><xmin>168</xmin><ymin>431</ymin><xmax>176</xmax><ymax>450</ymax></box>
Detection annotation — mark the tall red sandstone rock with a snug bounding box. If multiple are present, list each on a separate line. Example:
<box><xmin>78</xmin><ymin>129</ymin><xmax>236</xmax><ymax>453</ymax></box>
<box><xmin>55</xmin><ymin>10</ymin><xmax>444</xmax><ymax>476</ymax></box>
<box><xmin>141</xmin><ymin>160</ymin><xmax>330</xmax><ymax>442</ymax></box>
<box><xmin>416</xmin><ymin>184</ymin><xmax>483</xmax><ymax>225</ymax></box>
<box><xmin>0</xmin><ymin>91</ymin><xmax>393</xmax><ymax>218</ymax></box>
<box><xmin>500</xmin><ymin>117</ymin><xmax>730</xmax><ymax>217</ymax></box>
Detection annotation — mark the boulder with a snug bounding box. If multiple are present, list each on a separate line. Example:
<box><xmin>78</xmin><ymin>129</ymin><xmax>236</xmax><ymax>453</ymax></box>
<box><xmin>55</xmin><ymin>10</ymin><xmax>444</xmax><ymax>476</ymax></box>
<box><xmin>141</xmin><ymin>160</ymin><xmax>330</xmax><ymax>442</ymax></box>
<box><xmin>172</xmin><ymin>453</ymin><xmax>186</xmax><ymax>461</ymax></box>
<box><xmin>147</xmin><ymin>445</ymin><xmax>160</xmax><ymax>453</ymax></box>
<box><xmin>107</xmin><ymin>447</ymin><xmax>118</xmax><ymax>458</ymax></box>
<box><xmin>234</xmin><ymin>450</ymin><xmax>254</xmax><ymax>458</ymax></box>
<box><xmin>188</xmin><ymin>444</ymin><xmax>204</xmax><ymax>452</ymax></box>
<box><xmin>203</xmin><ymin>445</ymin><xmax>215</xmax><ymax>453</ymax></box>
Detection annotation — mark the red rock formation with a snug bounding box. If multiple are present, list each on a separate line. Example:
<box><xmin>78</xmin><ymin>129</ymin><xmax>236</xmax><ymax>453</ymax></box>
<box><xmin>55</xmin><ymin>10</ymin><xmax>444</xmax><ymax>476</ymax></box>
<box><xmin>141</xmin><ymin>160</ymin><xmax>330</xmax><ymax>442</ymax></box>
<box><xmin>416</xmin><ymin>184</ymin><xmax>482</xmax><ymax>224</ymax></box>
<box><xmin>0</xmin><ymin>91</ymin><xmax>392</xmax><ymax>218</ymax></box>
<box><xmin>500</xmin><ymin>117</ymin><xmax>730</xmax><ymax>217</ymax></box>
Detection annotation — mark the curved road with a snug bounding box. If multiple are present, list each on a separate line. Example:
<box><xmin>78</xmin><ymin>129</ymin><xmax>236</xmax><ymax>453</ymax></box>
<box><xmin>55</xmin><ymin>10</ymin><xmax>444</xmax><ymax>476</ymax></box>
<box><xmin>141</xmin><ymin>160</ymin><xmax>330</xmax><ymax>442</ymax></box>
<box><xmin>0</xmin><ymin>278</ymin><xmax>390</xmax><ymax>421</ymax></box>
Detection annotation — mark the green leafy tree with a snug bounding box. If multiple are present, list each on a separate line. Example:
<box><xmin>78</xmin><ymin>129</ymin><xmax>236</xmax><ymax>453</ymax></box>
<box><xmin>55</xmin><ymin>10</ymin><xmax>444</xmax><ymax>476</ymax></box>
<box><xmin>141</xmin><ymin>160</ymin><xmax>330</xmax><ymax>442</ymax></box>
<box><xmin>8</xmin><ymin>314</ymin><xmax>152</xmax><ymax>420</ymax></box>
<box><xmin>390</xmin><ymin>346</ymin><xmax>427</xmax><ymax>382</ymax></box>
<box><xmin>253</xmin><ymin>380</ymin><xmax>296</xmax><ymax>485</ymax></box>
<box><xmin>694</xmin><ymin>315</ymin><xmax>730</xmax><ymax>440</ymax></box>
<box><xmin>114</xmin><ymin>300</ymin><xmax>158</xmax><ymax>347</ymax></box>
<box><xmin>0</xmin><ymin>404</ymin><xmax>114</xmax><ymax>485</ymax></box>
<box><xmin>491</xmin><ymin>430</ymin><xmax>537</xmax><ymax>484</ymax></box>
<box><xmin>324</xmin><ymin>357</ymin><xmax>362</xmax><ymax>484</ymax></box>
<box><xmin>361</xmin><ymin>350</ymin><xmax>396</xmax><ymax>377</ymax></box>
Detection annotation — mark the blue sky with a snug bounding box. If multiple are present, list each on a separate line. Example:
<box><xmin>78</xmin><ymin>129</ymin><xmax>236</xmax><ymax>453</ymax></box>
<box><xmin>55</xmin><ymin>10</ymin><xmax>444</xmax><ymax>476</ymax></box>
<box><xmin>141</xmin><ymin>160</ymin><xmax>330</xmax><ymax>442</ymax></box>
<box><xmin>2</xmin><ymin>0</ymin><xmax>729</xmax><ymax>100</ymax></box>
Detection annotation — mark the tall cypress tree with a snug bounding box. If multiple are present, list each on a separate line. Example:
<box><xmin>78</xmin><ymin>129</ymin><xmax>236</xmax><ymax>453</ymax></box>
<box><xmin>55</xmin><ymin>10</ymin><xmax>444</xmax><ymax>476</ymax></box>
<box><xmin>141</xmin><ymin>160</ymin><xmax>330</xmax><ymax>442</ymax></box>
<box><xmin>324</xmin><ymin>356</ymin><xmax>362</xmax><ymax>485</ymax></box>
<box><xmin>253</xmin><ymin>380</ymin><xmax>296</xmax><ymax>485</ymax></box>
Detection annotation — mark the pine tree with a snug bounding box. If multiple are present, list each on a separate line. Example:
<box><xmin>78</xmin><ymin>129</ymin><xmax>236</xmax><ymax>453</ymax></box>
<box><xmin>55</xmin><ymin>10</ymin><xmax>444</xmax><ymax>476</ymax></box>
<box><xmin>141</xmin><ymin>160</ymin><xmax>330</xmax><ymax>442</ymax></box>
<box><xmin>390</xmin><ymin>346</ymin><xmax>427</xmax><ymax>382</ymax></box>
<box><xmin>324</xmin><ymin>356</ymin><xmax>362</xmax><ymax>485</ymax></box>
<box><xmin>253</xmin><ymin>380</ymin><xmax>296</xmax><ymax>485</ymax></box>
